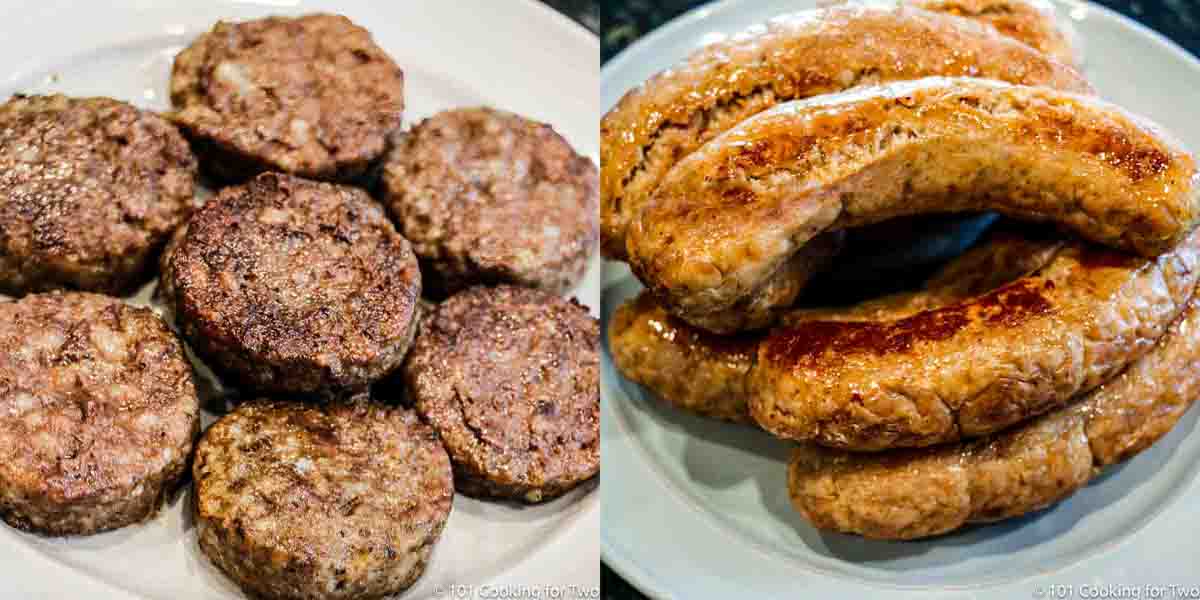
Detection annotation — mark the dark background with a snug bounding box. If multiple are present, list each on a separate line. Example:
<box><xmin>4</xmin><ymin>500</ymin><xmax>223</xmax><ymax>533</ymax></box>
<box><xmin>601</xmin><ymin>0</ymin><xmax>1200</xmax><ymax>61</ymax></box>
<box><xmin>594</xmin><ymin>1</ymin><xmax>1200</xmax><ymax>598</ymax></box>
<box><xmin>545</xmin><ymin>0</ymin><xmax>601</xmax><ymax>33</ymax></box>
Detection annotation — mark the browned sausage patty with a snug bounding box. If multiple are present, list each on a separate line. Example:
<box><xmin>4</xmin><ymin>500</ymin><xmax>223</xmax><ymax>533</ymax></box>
<box><xmin>0</xmin><ymin>292</ymin><xmax>199</xmax><ymax>535</ymax></box>
<box><xmin>161</xmin><ymin>172</ymin><xmax>421</xmax><ymax>395</ymax></box>
<box><xmin>0</xmin><ymin>94</ymin><xmax>197</xmax><ymax>296</ymax></box>
<box><xmin>170</xmin><ymin>14</ymin><xmax>404</xmax><ymax>181</ymax></box>
<box><xmin>381</xmin><ymin>108</ymin><xmax>598</xmax><ymax>298</ymax></box>
<box><xmin>193</xmin><ymin>400</ymin><xmax>453</xmax><ymax>600</ymax></box>
<box><xmin>404</xmin><ymin>285</ymin><xmax>599</xmax><ymax>502</ymax></box>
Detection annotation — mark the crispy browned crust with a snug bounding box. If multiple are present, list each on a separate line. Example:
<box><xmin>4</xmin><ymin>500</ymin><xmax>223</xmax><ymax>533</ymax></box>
<box><xmin>0</xmin><ymin>94</ymin><xmax>198</xmax><ymax>296</ymax></box>
<box><xmin>170</xmin><ymin>14</ymin><xmax>403</xmax><ymax>182</ymax></box>
<box><xmin>753</xmin><ymin>229</ymin><xmax>1200</xmax><ymax>450</ymax></box>
<box><xmin>789</xmin><ymin>295</ymin><xmax>1200</xmax><ymax>540</ymax></box>
<box><xmin>599</xmin><ymin>3</ymin><xmax>1090</xmax><ymax>261</ymax></box>
<box><xmin>194</xmin><ymin>400</ymin><xmax>453</xmax><ymax>599</ymax></box>
<box><xmin>404</xmin><ymin>286</ymin><xmax>599</xmax><ymax>502</ymax></box>
<box><xmin>380</xmin><ymin>108</ymin><xmax>598</xmax><ymax>298</ymax></box>
<box><xmin>608</xmin><ymin>228</ymin><xmax>1063</xmax><ymax>423</ymax></box>
<box><xmin>0</xmin><ymin>292</ymin><xmax>199</xmax><ymax>536</ymax></box>
<box><xmin>628</xmin><ymin>78</ymin><xmax>1198</xmax><ymax>330</ymax></box>
<box><xmin>906</xmin><ymin>0</ymin><xmax>1078</xmax><ymax>65</ymax></box>
<box><xmin>162</xmin><ymin>173</ymin><xmax>420</xmax><ymax>395</ymax></box>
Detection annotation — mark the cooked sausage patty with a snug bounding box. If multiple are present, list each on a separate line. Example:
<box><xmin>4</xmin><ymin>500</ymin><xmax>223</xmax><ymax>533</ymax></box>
<box><xmin>170</xmin><ymin>14</ymin><xmax>404</xmax><ymax>181</ymax></box>
<box><xmin>193</xmin><ymin>400</ymin><xmax>453</xmax><ymax>600</ymax></box>
<box><xmin>404</xmin><ymin>285</ymin><xmax>599</xmax><ymax>502</ymax></box>
<box><xmin>600</xmin><ymin>4</ymin><xmax>1090</xmax><ymax>262</ymax></box>
<box><xmin>381</xmin><ymin>108</ymin><xmax>598</xmax><ymax>298</ymax></box>
<box><xmin>608</xmin><ymin>228</ymin><xmax>1063</xmax><ymax>424</ymax></box>
<box><xmin>0</xmin><ymin>94</ymin><xmax>198</xmax><ymax>296</ymax></box>
<box><xmin>0</xmin><ymin>292</ymin><xmax>199</xmax><ymax>535</ymax></box>
<box><xmin>789</xmin><ymin>294</ymin><xmax>1200</xmax><ymax>540</ymax></box>
<box><xmin>161</xmin><ymin>172</ymin><xmax>421</xmax><ymax>395</ymax></box>
<box><xmin>629</xmin><ymin>77</ymin><xmax>1198</xmax><ymax>331</ymax></box>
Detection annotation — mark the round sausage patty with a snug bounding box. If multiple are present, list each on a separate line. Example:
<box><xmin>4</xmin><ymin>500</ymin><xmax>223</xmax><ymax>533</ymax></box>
<box><xmin>404</xmin><ymin>285</ymin><xmax>599</xmax><ymax>502</ymax></box>
<box><xmin>0</xmin><ymin>292</ymin><xmax>199</xmax><ymax>535</ymax></box>
<box><xmin>193</xmin><ymin>400</ymin><xmax>453</xmax><ymax>600</ymax></box>
<box><xmin>161</xmin><ymin>172</ymin><xmax>421</xmax><ymax>395</ymax></box>
<box><xmin>381</xmin><ymin>108</ymin><xmax>598</xmax><ymax>298</ymax></box>
<box><xmin>0</xmin><ymin>94</ymin><xmax>198</xmax><ymax>296</ymax></box>
<box><xmin>170</xmin><ymin>13</ymin><xmax>404</xmax><ymax>181</ymax></box>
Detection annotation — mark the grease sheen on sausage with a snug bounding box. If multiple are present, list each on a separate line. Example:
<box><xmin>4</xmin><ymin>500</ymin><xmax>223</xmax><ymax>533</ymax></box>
<box><xmin>752</xmin><ymin>229</ymin><xmax>1200</xmax><ymax>450</ymax></box>
<box><xmin>601</xmin><ymin>4</ymin><xmax>1089</xmax><ymax>263</ymax></box>
<box><xmin>608</xmin><ymin>228</ymin><xmax>1064</xmax><ymax>424</ymax></box>
<box><xmin>789</xmin><ymin>295</ymin><xmax>1200</xmax><ymax>539</ymax></box>
<box><xmin>627</xmin><ymin>77</ymin><xmax>1199</xmax><ymax>332</ymax></box>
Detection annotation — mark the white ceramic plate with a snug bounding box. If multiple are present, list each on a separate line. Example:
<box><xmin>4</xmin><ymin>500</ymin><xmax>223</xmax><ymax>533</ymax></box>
<box><xmin>601</xmin><ymin>1</ymin><xmax>1200</xmax><ymax>598</ymax></box>
<box><xmin>0</xmin><ymin>1</ymin><xmax>600</xmax><ymax>598</ymax></box>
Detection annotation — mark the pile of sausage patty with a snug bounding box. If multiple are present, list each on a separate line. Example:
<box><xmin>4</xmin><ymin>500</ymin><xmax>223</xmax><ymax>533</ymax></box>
<box><xmin>0</xmin><ymin>11</ymin><xmax>598</xmax><ymax>600</ymax></box>
<box><xmin>605</xmin><ymin>0</ymin><xmax>1200</xmax><ymax>540</ymax></box>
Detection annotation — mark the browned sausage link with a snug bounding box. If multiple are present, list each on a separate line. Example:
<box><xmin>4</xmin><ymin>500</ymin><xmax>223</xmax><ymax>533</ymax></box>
<box><xmin>904</xmin><ymin>0</ymin><xmax>1079</xmax><ymax>65</ymax></box>
<box><xmin>680</xmin><ymin>232</ymin><xmax>844</xmax><ymax>333</ymax></box>
<box><xmin>607</xmin><ymin>228</ymin><xmax>1064</xmax><ymax>423</ymax></box>
<box><xmin>608</xmin><ymin>292</ymin><xmax>759</xmax><ymax>424</ymax></box>
<box><xmin>752</xmin><ymin>229</ymin><xmax>1200</xmax><ymax>450</ymax></box>
<box><xmin>600</xmin><ymin>3</ymin><xmax>1089</xmax><ymax>261</ymax></box>
<box><xmin>628</xmin><ymin>78</ymin><xmax>1198</xmax><ymax>333</ymax></box>
<box><xmin>788</xmin><ymin>295</ymin><xmax>1200</xmax><ymax>540</ymax></box>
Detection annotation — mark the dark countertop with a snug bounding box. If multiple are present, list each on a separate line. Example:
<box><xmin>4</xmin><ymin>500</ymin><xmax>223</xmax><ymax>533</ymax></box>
<box><xmin>599</xmin><ymin>1</ymin><xmax>1200</xmax><ymax>598</ymax></box>
<box><xmin>545</xmin><ymin>0</ymin><xmax>600</xmax><ymax>33</ymax></box>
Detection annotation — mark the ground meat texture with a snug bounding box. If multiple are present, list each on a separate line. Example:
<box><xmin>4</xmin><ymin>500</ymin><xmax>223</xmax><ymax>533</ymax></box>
<box><xmin>0</xmin><ymin>94</ymin><xmax>198</xmax><ymax>296</ymax></box>
<box><xmin>193</xmin><ymin>400</ymin><xmax>453</xmax><ymax>600</ymax></box>
<box><xmin>170</xmin><ymin>14</ymin><xmax>404</xmax><ymax>182</ymax></box>
<box><xmin>404</xmin><ymin>285</ymin><xmax>599</xmax><ymax>502</ymax></box>
<box><xmin>381</xmin><ymin>108</ymin><xmax>598</xmax><ymax>298</ymax></box>
<box><xmin>161</xmin><ymin>172</ymin><xmax>421</xmax><ymax>395</ymax></box>
<box><xmin>0</xmin><ymin>292</ymin><xmax>200</xmax><ymax>535</ymax></box>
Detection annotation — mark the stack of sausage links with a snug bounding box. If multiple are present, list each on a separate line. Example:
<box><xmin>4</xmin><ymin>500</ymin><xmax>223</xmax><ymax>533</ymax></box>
<box><xmin>603</xmin><ymin>0</ymin><xmax>1200</xmax><ymax>540</ymax></box>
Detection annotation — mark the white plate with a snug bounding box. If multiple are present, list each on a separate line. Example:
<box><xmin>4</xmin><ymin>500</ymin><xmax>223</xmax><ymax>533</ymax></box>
<box><xmin>0</xmin><ymin>1</ymin><xmax>600</xmax><ymax>598</ymax></box>
<box><xmin>600</xmin><ymin>1</ymin><xmax>1200</xmax><ymax>598</ymax></box>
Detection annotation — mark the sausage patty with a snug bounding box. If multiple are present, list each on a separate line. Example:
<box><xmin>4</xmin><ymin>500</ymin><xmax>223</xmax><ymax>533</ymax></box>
<box><xmin>193</xmin><ymin>400</ymin><xmax>453</xmax><ymax>600</ymax></box>
<box><xmin>789</xmin><ymin>294</ymin><xmax>1200</xmax><ymax>540</ymax></box>
<box><xmin>600</xmin><ymin>3</ymin><xmax>1090</xmax><ymax>262</ymax></box>
<box><xmin>170</xmin><ymin>14</ymin><xmax>404</xmax><ymax>181</ymax></box>
<box><xmin>161</xmin><ymin>172</ymin><xmax>421</xmax><ymax>395</ymax></box>
<box><xmin>381</xmin><ymin>108</ymin><xmax>599</xmax><ymax>298</ymax></box>
<box><xmin>0</xmin><ymin>94</ymin><xmax>198</xmax><ymax>296</ymax></box>
<box><xmin>628</xmin><ymin>77</ymin><xmax>1198</xmax><ymax>331</ymax></box>
<box><xmin>0</xmin><ymin>292</ymin><xmax>199</xmax><ymax>535</ymax></box>
<box><xmin>404</xmin><ymin>285</ymin><xmax>599</xmax><ymax>502</ymax></box>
